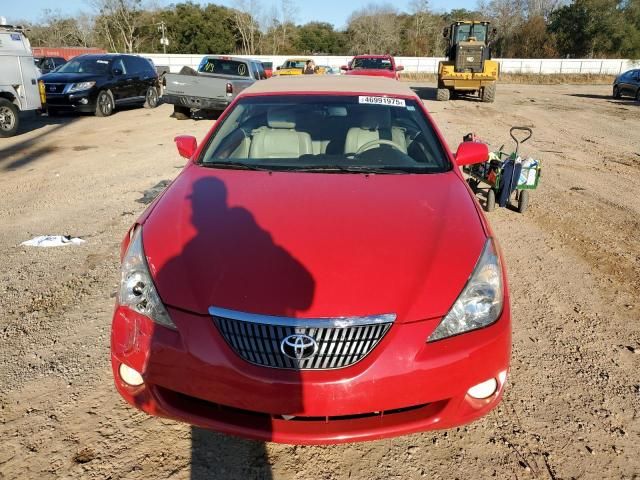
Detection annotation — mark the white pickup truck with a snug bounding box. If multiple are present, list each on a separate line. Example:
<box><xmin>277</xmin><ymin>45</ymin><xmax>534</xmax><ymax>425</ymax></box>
<box><xmin>162</xmin><ymin>55</ymin><xmax>267</xmax><ymax>119</ymax></box>
<box><xmin>0</xmin><ymin>21</ymin><xmax>43</xmax><ymax>137</ymax></box>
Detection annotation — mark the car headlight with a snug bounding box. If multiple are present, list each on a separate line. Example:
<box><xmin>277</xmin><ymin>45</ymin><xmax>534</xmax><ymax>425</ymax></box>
<box><xmin>119</xmin><ymin>226</ymin><xmax>176</xmax><ymax>330</ymax></box>
<box><xmin>68</xmin><ymin>81</ymin><xmax>96</xmax><ymax>93</ymax></box>
<box><xmin>428</xmin><ymin>238</ymin><xmax>503</xmax><ymax>342</ymax></box>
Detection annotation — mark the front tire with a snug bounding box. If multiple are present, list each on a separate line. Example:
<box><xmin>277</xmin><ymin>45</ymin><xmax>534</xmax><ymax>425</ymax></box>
<box><xmin>481</xmin><ymin>83</ymin><xmax>496</xmax><ymax>103</ymax></box>
<box><xmin>144</xmin><ymin>86</ymin><xmax>159</xmax><ymax>109</ymax></box>
<box><xmin>436</xmin><ymin>88</ymin><xmax>450</xmax><ymax>101</ymax></box>
<box><xmin>613</xmin><ymin>86</ymin><xmax>621</xmax><ymax>99</ymax></box>
<box><xmin>0</xmin><ymin>98</ymin><xmax>19</xmax><ymax>138</ymax></box>
<box><xmin>95</xmin><ymin>90</ymin><xmax>114</xmax><ymax>117</ymax></box>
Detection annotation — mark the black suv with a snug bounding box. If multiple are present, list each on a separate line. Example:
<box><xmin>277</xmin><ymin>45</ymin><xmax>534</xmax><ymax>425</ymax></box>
<box><xmin>613</xmin><ymin>69</ymin><xmax>640</xmax><ymax>101</ymax></box>
<box><xmin>40</xmin><ymin>54</ymin><xmax>160</xmax><ymax>116</ymax></box>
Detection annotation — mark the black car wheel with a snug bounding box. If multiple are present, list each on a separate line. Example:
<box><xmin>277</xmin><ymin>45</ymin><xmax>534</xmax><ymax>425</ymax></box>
<box><xmin>0</xmin><ymin>98</ymin><xmax>19</xmax><ymax>138</ymax></box>
<box><xmin>144</xmin><ymin>87</ymin><xmax>159</xmax><ymax>109</ymax></box>
<box><xmin>613</xmin><ymin>86</ymin><xmax>621</xmax><ymax>99</ymax></box>
<box><xmin>95</xmin><ymin>90</ymin><xmax>114</xmax><ymax>117</ymax></box>
<box><xmin>636</xmin><ymin>89</ymin><xmax>640</xmax><ymax>102</ymax></box>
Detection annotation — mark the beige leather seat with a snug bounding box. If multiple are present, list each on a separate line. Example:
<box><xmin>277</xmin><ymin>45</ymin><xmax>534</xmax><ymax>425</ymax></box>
<box><xmin>344</xmin><ymin>109</ymin><xmax>407</xmax><ymax>155</ymax></box>
<box><xmin>249</xmin><ymin>110</ymin><xmax>313</xmax><ymax>159</ymax></box>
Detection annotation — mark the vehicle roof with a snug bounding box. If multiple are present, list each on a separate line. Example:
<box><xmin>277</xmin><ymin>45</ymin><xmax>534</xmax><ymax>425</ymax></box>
<box><xmin>203</xmin><ymin>55</ymin><xmax>257</xmax><ymax>62</ymax></box>
<box><xmin>353</xmin><ymin>54</ymin><xmax>393</xmax><ymax>59</ymax></box>
<box><xmin>243</xmin><ymin>75</ymin><xmax>417</xmax><ymax>97</ymax></box>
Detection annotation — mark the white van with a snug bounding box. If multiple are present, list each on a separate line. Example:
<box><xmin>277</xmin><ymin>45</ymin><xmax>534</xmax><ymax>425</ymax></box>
<box><xmin>0</xmin><ymin>19</ymin><xmax>43</xmax><ymax>137</ymax></box>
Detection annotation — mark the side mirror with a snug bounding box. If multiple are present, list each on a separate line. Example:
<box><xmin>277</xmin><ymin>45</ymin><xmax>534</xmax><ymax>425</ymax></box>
<box><xmin>442</xmin><ymin>27</ymin><xmax>449</xmax><ymax>38</ymax></box>
<box><xmin>396</xmin><ymin>65</ymin><xmax>404</xmax><ymax>72</ymax></box>
<box><xmin>455</xmin><ymin>142</ymin><xmax>488</xmax><ymax>166</ymax></box>
<box><xmin>112</xmin><ymin>68</ymin><xmax>123</xmax><ymax>76</ymax></box>
<box><xmin>340</xmin><ymin>65</ymin><xmax>348</xmax><ymax>71</ymax></box>
<box><xmin>174</xmin><ymin>135</ymin><xmax>198</xmax><ymax>159</ymax></box>
<box><xmin>276</xmin><ymin>66</ymin><xmax>281</xmax><ymax>70</ymax></box>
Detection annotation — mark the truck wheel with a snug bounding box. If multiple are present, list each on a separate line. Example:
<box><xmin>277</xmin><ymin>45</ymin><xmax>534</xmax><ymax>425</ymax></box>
<box><xmin>95</xmin><ymin>90</ymin><xmax>114</xmax><ymax>117</ymax></box>
<box><xmin>172</xmin><ymin>105</ymin><xmax>191</xmax><ymax>120</ymax></box>
<box><xmin>481</xmin><ymin>83</ymin><xmax>496</xmax><ymax>103</ymax></box>
<box><xmin>517</xmin><ymin>190</ymin><xmax>529</xmax><ymax>213</ymax></box>
<box><xmin>436</xmin><ymin>88</ymin><xmax>450</xmax><ymax>101</ymax></box>
<box><xmin>144</xmin><ymin>87</ymin><xmax>159</xmax><ymax>109</ymax></box>
<box><xmin>0</xmin><ymin>98</ymin><xmax>19</xmax><ymax>138</ymax></box>
<box><xmin>486</xmin><ymin>189</ymin><xmax>496</xmax><ymax>212</ymax></box>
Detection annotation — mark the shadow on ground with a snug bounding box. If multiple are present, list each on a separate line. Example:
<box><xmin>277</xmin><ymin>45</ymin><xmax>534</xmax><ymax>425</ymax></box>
<box><xmin>568</xmin><ymin>93</ymin><xmax>639</xmax><ymax>105</ymax></box>
<box><xmin>411</xmin><ymin>86</ymin><xmax>437</xmax><ymax>101</ymax></box>
<box><xmin>190</xmin><ymin>428</ymin><xmax>272</xmax><ymax>480</ymax></box>
<box><xmin>0</xmin><ymin>112</ymin><xmax>80</xmax><ymax>171</ymax></box>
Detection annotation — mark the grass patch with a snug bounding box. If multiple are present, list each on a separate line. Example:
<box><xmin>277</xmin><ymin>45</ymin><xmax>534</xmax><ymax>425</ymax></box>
<box><xmin>399</xmin><ymin>72</ymin><xmax>616</xmax><ymax>85</ymax></box>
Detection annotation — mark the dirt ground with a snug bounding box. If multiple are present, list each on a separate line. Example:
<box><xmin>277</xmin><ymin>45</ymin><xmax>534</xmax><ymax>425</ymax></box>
<box><xmin>0</xmin><ymin>84</ymin><xmax>638</xmax><ymax>480</ymax></box>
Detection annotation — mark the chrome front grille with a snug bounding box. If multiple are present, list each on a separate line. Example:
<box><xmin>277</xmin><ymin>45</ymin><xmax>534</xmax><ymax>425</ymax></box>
<box><xmin>210</xmin><ymin>307</ymin><xmax>395</xmax><ymax>370</ymax></box>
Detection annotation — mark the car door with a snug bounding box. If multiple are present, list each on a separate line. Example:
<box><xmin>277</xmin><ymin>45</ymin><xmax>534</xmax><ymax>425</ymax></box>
<box><xmin>110</xmin><ymin>57</ymin><xmax>132</xmax><ymax>102</ymax></box>
<box><xmin>121</xmin><ymin>56</ymin><xmax>142</xmax><ymax>102</ymax></box>
<box><xmin>137</xmin><ymin>57</ymin><xmax>157</xmax><ymax>95</ymax></box>
<box><xmin>633</xmin><ymin>70</ymin><xmax>640</xmax><ymax>98</ymax></box>
<box><xmin>620</xmin><ymin>70</ymin><xmax>636</xmax><ymax>97</ymax></box>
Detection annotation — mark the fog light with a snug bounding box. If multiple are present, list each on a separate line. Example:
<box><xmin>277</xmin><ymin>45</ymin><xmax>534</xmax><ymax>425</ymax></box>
<box><xmin>79</xmin><ymin>98</ymin><xmax>88</xmax><ymax>105</ymax></box>
<box><xmin>467</xmin><ymin>378</ymin><xmax>498</xmax><ymax>399</ymax></box>
<box><xmin>119</xmin><ymin>363</ymin><xmax>144</xmax><ymax>386</ymax></box>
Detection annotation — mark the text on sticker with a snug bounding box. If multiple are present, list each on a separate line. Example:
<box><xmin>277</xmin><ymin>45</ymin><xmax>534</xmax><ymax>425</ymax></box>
<box><xmin>359</xmin><ymin>96</ymin><xmax>406</xmax><ymax>107</ymax></box>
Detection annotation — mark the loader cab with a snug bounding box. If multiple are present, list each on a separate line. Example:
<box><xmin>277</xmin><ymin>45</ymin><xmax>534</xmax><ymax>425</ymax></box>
<box><xmin>443</xmin><ymin>21</ymin><xmax>494</xmax><ymax>73</ymax></box>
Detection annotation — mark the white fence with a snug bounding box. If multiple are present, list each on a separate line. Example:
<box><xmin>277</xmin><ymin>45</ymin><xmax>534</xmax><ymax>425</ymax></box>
<box><xmin>143</xmin><ymin>53</ymin><xmax>638</xmax><ymax>75</ymax></box>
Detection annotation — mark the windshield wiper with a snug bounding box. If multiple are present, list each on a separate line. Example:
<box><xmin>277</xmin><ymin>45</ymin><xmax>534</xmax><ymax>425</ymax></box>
<box><xmin>288</xmin><ymin>165</ymin><xmax>414</xmax><ymax>174</ymax></box>
<box><xmin>201</xmin><ymin>161</ymin><xmax>271</xmax><ymax>171</ymax></box>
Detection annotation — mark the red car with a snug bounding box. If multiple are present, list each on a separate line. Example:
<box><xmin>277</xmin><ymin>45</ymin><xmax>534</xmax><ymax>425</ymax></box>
<box><xmin>111</xmin><ymin>76</ymin><xmax>511</xmax><ymax>445</ymax></box>
<box><xmin>341</xmin><ymin>55</ymin><xmax>405</xmax><ymax>80</ymax></box>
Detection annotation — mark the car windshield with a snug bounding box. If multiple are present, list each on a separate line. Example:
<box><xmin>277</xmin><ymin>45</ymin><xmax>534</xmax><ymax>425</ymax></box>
<box><xmin>199</xmin><ymin>58</ymin><xmax>250</xmax><ymax>77</ymax></box>
<box><xmin>352</xmin><ymin>58</ymin><xmax>393</xmax><ymax>70</ymax></box>
<box><xmin>56</xmin><ymin>57</ymin><xmax>111</xmax><ymax>74</ymax></box>
<box><xmin>200</xmin><ymin>95</ymin><xmax>451</xmax><ymax>174</ymax></box>
<box><xmin>284</xmin><ymin>60</ymin><xmax>307</xmax><ymax>69</ymax></box>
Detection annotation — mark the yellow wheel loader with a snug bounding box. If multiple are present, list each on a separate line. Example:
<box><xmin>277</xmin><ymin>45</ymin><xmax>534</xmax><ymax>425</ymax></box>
<box><xmin>437</xmin><ymin>21</ymin><xmax>499</xmax><ymax>103</ymax></box>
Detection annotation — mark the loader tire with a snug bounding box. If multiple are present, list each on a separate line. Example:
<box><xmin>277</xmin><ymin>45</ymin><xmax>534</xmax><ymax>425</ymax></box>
<box><xmin>436</xmin><ymin>88</ymin><xmax>450</xmax><ymax>101</ymax></box>
<box><xmin>481</xmin><ymin>83</ymin><xmax>496</xmax><ymax>103</ymax></box>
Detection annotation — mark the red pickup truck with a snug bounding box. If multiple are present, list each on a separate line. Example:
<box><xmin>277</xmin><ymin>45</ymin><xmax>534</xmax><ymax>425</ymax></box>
<box><xmin>341</xmin><ymin>55</ymin><xmax>404</xmax><ymax>80</ymax></box>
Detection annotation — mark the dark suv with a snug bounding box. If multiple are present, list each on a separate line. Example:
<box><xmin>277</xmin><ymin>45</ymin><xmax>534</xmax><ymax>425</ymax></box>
<box><xmin>613</xmin><ymin>69</ymin><xmax>640</xmax><ymax>101</ymax></box>
<box><xmin>40</xmin><ymin>54</ymin><xmax>160</xmax><ymax>117</ymax></box>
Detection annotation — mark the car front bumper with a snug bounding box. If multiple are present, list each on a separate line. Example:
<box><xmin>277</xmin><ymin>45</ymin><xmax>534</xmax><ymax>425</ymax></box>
<box><xmin>44</xmin><ymin>90</ymin><xmax>97</xmax><ymax>113</ymax></box>
<box><xmin>111</xmin><ymin>303</ymin><xmax>511</xmax><ymax>444</ymax></box>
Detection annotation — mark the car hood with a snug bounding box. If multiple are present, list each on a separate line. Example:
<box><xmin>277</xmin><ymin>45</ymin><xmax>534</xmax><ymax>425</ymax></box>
<box><xmin>142</xmin><ymin>166</ymin><xmax>486</xmax><ymax>322</ymax></box>
<box><xmin>41</xmin><ymin>72</ymin><xmax>101</xmax><ymax>83</ymax></box>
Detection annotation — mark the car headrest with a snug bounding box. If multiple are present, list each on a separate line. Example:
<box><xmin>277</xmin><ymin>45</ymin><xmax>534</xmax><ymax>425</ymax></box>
<box><xmin>267</xmin><ymin>109</ymin><xmax>296</xmax><ymax>129</ymax></box>
<box><xmin>359</xmin><ymin>108</ymin><xmax>392</xmax><ymax>130</ymax></box>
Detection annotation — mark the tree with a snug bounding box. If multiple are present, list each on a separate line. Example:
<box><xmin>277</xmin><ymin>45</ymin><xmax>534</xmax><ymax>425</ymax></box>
<box><xmin>346</xmin><ymin>3</ymin><xmax>401</xmax><ymax>54</ymax></box>
<box><xmin>294</xmin><ymin>22</ymin><xmax>346</xmax><ymax>54</ymax></box>
<box><xmin>231</xmin><ymin>0</ymin><xmax>262</xmax><ymax>55</ymax></box>
<box><xmin>91</xmin><ymin>0</ymin><xmax>145</xmax><ymax>53</ymax></box>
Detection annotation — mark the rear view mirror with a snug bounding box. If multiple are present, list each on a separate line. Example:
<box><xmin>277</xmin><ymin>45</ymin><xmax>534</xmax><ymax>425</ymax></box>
<box><xmin>340</xmin><ymin>65</ymin><xmax>348</xmax><ymax>71</ymax></box>
<box><xmin>455</xmin><ymin>142</ymin><xmax>488</xmax><ymax>166</ymax></box>
<box><xmin>174</xmin><ymin>135</ymin><xmax>198</xmax><ymax>159</ymax></box>
<box><xmin>276</xmin><ymin>66</ymin><xmax>281</xmax><ymax>70</ymax></box>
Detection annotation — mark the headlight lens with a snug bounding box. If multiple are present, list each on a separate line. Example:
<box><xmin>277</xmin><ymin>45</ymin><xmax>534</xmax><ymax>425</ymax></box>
<box><xmin>68</xmin><ymin>81</ymin><xmax>96</xmax><ymax>92</ymax></box>
<box><xmin>119</xmin><ymin>227</ymin><xmax>176</xmax><ymax>330</ymax></box>
<box><xmin>428</xmin><ymin>238</ymin><xmax>503</xmax><ymax>342</ymax></box>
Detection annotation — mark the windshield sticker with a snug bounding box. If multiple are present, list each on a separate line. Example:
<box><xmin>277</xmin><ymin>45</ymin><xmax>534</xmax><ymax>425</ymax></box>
<box><xmin>11</xmin><ymin>33</ymin><xmax>21</xmax><ymax>41</ymax></box>
<box><xmin>407</xmin><ymin>106</ymin><xmax>416</xmax><ymax>111</ymax></box>
<box><xmin>237</xmin><ymin>64</ymin><xmax>247</xmax><ymax>76</ymax></box>
<box><xmin>96</xmin><ymin>60</ymin><xmax>109</xmax><ymax>64</ymax></box>
<box><xmin>359</xmin><ymin>96</ymin><xmax>406</xmax><ymax>107</ymax></box>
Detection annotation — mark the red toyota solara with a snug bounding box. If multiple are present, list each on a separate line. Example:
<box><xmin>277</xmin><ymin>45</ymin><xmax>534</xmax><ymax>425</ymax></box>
<box><xmin>111</xmin><ymin>75</ymin><xmax>511</xmax><ymax>444</ymax></box>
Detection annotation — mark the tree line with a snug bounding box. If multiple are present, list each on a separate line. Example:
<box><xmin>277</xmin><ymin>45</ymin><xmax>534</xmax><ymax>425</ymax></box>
<box><xmin>18</xmin><ymin>0</ymin><xmax>640</xmax><ymax>59</ymax></box>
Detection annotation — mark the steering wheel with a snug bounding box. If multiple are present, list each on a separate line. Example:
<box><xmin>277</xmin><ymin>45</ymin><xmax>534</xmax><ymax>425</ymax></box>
<box><xmin>354</xmin><ymin>139</ymin><xmax>404</xmax><ymax>156</ymax></box>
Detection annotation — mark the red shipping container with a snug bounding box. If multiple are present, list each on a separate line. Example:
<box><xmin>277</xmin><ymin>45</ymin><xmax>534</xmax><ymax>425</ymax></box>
<box><xmin>31</xmin><ymin>47</ymin><xmax>107</xmax><ymax>60</ymax></box>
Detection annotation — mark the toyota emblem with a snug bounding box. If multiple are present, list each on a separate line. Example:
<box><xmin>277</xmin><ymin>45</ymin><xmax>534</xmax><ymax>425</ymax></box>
<box><xmin>280</xmin><ymin>334</ymin><xmax>318</xmax><ymax>361</ymax></box>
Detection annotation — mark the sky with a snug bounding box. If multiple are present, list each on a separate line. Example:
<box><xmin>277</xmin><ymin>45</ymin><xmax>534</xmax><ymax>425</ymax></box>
<box><xmin>3</xmin><ymin>0</ymin><xmax>476</xmax><ymax>29</ymax></box>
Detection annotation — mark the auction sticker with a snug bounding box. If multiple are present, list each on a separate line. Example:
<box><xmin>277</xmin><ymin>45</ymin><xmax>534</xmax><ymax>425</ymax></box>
<box><xmin>359</xmin><ymin>96</ymin><xmax>406</xmax><ymax>107</ymax></box>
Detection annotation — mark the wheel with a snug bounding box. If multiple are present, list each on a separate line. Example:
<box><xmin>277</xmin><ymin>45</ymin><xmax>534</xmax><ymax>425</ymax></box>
<box><xmin>486</xmin><ymin>189</ymin><xmax>496</xmax><ymax>212</ymax></box>
<box><xmin>436</xmin><ymin>88</ymin><xmax>450</xmax><ymax>101</ymax></box>
<box><xmin>481</xmin><ymin>83</ymin><xmax>496</xmax><ymax>103</ymax></box>
<box><xmin>0</xmin><ymin>98</ymin><xmax>19</xmax><ymax>138</ymax></box>
<box><xmin>95</xmin><ymin>90</ymin><xmax>114</xmax><ymax>117</ymax></box>
<box><xmin>636</xmin><ymin>89</ymin><xmax>640</xmax><ymax>102</ymax></box>
<box><xmin>144</xmin><ymin>86</ymin><xmax>159</xmax><ymax>109</ymax></box>
<box><xmin>517</xmin><ymin>189</ymin><xmax>529</xmax><ymax>213</ymax></box>
<box><xmin>172</xmin><ymin>105</ymin><xmax>190</xmax><ymax>120</ymax></box>
<box><xmin>613</xmin><ymin>86</ymin><xmax>621</xmax><ymax>99</ymax></box>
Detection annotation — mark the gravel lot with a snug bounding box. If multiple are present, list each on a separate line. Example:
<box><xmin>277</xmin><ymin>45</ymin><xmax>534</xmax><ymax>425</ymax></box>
<box><xmin>0</xmin><ymin>84</ymin><xmax>638</xmax><ymax>480</ymax></box>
